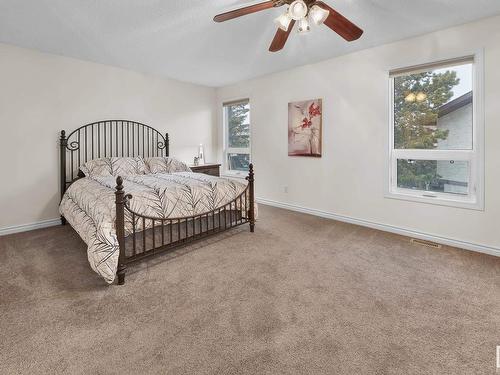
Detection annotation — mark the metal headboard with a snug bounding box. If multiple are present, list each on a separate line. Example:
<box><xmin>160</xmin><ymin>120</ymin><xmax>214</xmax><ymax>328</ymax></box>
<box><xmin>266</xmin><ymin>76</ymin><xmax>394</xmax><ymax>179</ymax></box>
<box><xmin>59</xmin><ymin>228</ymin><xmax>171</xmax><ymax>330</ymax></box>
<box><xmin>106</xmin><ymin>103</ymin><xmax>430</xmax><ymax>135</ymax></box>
<box><xmin>60</xmin><ymin>120</ymin><xmax>169</xmax><ymax>198</ymax></box>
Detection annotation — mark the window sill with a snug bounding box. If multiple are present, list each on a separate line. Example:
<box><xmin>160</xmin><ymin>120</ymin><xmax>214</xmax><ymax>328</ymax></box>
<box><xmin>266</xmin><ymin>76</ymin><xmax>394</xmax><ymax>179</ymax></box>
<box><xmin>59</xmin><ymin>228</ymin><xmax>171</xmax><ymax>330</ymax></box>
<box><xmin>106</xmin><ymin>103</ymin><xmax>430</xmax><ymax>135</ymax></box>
<box><xmin>385</xmin><ymin>189</ymin><xmax>484</xmax><ymax>211</ymax></box>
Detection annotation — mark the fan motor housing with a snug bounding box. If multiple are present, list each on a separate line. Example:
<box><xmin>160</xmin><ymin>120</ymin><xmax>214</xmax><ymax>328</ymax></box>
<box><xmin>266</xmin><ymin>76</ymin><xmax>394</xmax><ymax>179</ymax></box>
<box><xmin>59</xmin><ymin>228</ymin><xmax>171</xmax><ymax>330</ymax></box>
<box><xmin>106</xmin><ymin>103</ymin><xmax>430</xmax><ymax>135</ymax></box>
<box><xmin>273</xmin><ymin>0</ymin><xmax>316</xmax><ymax>7</ymax></box>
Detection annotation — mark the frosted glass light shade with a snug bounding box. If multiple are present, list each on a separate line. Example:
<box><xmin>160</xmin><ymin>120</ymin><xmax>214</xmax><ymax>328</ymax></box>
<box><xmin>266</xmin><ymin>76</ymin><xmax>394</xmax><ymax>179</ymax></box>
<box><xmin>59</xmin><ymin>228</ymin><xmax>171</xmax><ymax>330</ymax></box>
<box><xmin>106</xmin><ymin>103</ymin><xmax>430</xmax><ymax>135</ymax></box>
<box><xmin>274</xmin><ymin>12</ymin><xmax>292</xmax><ymax>31</ymax></box>
<box><xmin>288</xmin><ymin>0</ymin><xmax>308</xmax><ymax>20</ymax></box>
<box><xmin>309</xmin><ymin>5</ymin><xmax>329</xmax><ymax>25</ymax></box>
<box><xmin>297</xmin><ymin>17</ymin><xmax>310</xmax><ymax>33</ymax></box>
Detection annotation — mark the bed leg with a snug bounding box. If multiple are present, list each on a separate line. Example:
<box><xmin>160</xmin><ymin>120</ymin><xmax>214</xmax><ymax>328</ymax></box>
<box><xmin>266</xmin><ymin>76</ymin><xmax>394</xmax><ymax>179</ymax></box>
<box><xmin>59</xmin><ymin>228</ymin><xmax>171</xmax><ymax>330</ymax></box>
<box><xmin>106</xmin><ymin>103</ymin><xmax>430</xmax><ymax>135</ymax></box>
<box><xmin>247</xmin><ymin>163</ymin><xmax>255</xmax><ymax>233</ymax></box>
<box><xmin>60</xmin><ymin>130</ymin><xmax>67</xmax><ymax>207</ymax></box>
<box><xmin>61</xmin><ymin>216</ymin><xmax>66</xmax><ymax>225</ymax></box>
<box><xmin>117</xmin><ymin>264</ymin><xmax>126</xmax><ymax>285</ymax></box>
<box><xmin>115</xmin><ymin>176</ymin><xmax>127</xmax><ymax>286</ymax></box>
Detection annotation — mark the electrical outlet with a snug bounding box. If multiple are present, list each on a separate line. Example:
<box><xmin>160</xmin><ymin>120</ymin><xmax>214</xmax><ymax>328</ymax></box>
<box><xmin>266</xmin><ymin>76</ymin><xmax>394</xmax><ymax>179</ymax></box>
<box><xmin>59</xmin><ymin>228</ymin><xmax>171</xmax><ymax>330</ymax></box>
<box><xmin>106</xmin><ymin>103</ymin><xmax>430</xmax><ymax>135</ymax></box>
<box><xmin>284</xmin><ymin>186</ymin><xmax>288</xmax><ymax>193</ymax></box>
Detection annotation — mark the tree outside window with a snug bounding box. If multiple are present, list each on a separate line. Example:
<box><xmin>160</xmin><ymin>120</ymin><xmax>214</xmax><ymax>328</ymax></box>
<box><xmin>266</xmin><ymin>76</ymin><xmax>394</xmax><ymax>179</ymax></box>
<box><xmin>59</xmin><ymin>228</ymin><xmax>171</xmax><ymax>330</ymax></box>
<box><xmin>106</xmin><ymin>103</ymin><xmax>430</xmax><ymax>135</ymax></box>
<box><xmin>224</xmin><ymin>100</ymin><xmax>251</xmax><ymax>173</ymax></box>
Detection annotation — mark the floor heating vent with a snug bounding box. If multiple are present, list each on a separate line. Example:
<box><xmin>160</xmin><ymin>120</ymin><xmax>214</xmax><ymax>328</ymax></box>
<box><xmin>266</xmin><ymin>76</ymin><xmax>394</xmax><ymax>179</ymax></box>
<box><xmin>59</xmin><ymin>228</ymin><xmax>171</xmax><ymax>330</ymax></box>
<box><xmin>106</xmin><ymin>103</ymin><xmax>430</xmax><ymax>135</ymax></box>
<box><xmin>410</xmin><ymin>238</ymin><xmax>442</xmax><ymax>249</ymax></box>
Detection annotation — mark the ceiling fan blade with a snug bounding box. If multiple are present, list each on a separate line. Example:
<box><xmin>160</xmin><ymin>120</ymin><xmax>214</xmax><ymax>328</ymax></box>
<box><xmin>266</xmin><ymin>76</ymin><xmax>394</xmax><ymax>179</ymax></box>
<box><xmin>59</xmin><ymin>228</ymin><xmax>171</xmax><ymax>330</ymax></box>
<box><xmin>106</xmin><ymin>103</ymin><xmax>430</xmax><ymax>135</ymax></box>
<box><xmin>314</xmin><ymin>1</ymin><xmax>363</xmax><ymax>41</ymax></box>
<box><xmin>269</xmin><ymin>20</ymin><xmax>296</xmax><ymax>52</ymax></box>
<box><xmin>214</xmin><ymin>1</ymin><xmax>276</xmax><ymax>23</ymax></box>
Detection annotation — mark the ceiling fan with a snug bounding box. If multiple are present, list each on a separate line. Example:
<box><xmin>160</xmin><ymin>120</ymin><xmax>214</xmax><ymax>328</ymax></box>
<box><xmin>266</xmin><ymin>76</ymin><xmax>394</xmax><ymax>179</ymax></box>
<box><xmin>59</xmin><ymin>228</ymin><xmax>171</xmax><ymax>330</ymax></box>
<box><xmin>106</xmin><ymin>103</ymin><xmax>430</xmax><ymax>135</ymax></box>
<box><xmin>214</xmin><ymin>0</ymin><xmax>363</xmax><ymax>52</ymax></box>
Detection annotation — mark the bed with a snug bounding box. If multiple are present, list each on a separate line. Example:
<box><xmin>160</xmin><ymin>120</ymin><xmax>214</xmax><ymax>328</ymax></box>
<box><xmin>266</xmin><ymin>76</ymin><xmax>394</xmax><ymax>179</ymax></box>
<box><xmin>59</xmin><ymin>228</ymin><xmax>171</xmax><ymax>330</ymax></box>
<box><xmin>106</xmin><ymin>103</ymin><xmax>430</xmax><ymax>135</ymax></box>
<box><xmin>59</xmin><ymin>120</ymin><xmax>255</xmax><ymax>285</ymax></box>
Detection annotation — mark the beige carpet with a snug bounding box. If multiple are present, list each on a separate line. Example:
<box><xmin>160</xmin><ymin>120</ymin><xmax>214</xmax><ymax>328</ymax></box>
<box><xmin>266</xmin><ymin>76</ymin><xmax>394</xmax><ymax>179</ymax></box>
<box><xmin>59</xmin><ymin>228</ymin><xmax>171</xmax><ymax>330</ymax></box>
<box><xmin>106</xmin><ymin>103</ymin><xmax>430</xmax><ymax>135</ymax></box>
<box><xmin>0</xmin><ymin>205</ymin><xmax>498</xmax><ymax>375</ymax></box>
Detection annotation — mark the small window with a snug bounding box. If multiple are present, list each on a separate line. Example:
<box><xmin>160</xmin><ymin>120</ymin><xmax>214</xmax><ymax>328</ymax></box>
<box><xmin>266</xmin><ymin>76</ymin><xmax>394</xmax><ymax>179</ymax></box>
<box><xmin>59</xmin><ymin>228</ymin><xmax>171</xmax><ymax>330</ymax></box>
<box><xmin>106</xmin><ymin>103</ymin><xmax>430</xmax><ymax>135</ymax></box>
<box><xmin>388</xmin><ymin>56</ymin><xmax>483</xmax><ymax>209</ymax></box>
<box><xmin>223</xmin><ymin>99</ymin><xmax>251</xmax><ymax>176</ymax></box>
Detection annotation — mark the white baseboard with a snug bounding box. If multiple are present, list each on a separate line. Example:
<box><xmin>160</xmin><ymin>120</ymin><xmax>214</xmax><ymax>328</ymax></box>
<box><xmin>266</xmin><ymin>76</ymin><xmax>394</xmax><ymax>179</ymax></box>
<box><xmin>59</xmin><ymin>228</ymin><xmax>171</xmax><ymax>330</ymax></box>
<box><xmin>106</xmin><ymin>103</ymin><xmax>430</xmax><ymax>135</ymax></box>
<box><xmin>256</xmin><ymin>197</ymin><xmax>500</xmax><ymax>258</ymax></box>
<box><xmin>2</xmin><ymin>200</ymin><xmax>499</xmax><ymax>258</ymax></box>
<box><xmin>0</xmin><ymin>218</ymin><xmax>61</xmax><ymax>237</ymax></box>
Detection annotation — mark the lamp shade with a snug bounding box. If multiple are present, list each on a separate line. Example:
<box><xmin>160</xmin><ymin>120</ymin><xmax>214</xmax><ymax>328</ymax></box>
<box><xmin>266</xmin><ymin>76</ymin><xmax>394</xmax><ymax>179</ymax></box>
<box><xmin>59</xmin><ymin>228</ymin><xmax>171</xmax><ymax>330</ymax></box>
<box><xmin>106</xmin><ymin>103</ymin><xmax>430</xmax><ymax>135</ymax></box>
<box><xmin>308</xmin><ymin>5</ymin><xmax>329</xmax><ymax>25</ymax></box>
<box><xmin>274</xmin><ymin>12</ymin><xmax>292</xmax><ymax>31</ymax></box>
<box><xmin>288</xmin><ymin>0</ymin><xmax>308</xmax><ymax>20</ymax></box>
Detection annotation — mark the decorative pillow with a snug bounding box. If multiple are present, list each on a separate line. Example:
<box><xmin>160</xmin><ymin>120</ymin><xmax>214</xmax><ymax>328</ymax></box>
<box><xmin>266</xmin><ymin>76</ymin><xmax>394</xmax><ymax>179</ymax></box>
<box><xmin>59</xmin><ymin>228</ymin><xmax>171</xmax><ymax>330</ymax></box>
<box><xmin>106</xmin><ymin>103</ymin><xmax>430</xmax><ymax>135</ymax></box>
<box><xmin>80</xmin><ymin>158</ymin><xmax>113</xmax><ymax>177</ymax></box>
<box><xmin>81</xmin><ymin>157</ymin><xmax>147</xmax><ymax>177</ymax></box>
<box><xmin>111</xmin><ymin>157</ymin><xmax>147</xmax><ymax>176</ymax></box>
<box><xmin>144</xmin><ymin>157</ymin><xmax>191</xmax><ymax>174</ymax></box>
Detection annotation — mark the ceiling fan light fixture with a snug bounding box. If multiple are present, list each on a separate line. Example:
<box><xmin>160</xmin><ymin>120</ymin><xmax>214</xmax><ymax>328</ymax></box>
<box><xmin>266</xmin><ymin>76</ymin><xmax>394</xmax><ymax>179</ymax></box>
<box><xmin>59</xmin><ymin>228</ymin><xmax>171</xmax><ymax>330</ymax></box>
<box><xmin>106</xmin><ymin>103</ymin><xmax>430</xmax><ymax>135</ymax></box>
<box><xmin>288</xmin><ymin>0</ymin><xmax>308</xmax><ymax>20</ymax></box>
<box><xmin>297</xmin><ymin>17</ymin><xmax>311</xmax><ymax>34</ymax></box>
<box><xmin>308</xmin><ymin>5</ymin><xmax>329</xmax><ymax>25</ymax></box>
<box><xmin>274</xmin><ymin>12</ymin><xmax>292</xmax><ymax>31</ymax></box>
<box><xmin>213</xmin><ymin>0</ymin><xmax>364</xmax><ymax>53</ymax></box>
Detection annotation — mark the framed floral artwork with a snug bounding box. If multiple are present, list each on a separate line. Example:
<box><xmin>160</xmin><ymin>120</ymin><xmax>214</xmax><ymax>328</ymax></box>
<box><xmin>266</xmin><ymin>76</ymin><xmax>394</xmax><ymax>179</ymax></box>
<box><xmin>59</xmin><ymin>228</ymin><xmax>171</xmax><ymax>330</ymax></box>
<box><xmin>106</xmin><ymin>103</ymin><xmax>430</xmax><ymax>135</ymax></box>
<box><xmin>288</xmin><ymin>99</ymin><xmax>322</xmax><ymax>157</ymax></box>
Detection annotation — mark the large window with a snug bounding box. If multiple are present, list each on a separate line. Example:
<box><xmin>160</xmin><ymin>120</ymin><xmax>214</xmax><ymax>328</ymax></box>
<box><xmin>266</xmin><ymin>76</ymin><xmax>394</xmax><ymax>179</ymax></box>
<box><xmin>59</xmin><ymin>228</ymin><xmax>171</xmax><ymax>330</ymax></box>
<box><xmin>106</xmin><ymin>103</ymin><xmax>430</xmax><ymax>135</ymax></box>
<box><xmin>223</xmin><ymin>99</ymin><xmax>251</xmax><ymax>176</ymax></box>
<box><xmin>388</xmin><ymin>55</ymin><xmax>483</xmax><ymax>209</ymax></box>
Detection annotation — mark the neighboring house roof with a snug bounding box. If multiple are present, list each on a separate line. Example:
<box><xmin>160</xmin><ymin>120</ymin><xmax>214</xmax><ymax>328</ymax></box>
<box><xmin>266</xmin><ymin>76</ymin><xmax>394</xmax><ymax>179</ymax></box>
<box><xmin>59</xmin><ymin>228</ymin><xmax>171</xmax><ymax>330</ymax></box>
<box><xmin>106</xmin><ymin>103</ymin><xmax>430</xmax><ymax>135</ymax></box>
<box><xmin>438</xmin><ymin>91</ymin><xmax>473</xmax><ymax>118</ymax></box>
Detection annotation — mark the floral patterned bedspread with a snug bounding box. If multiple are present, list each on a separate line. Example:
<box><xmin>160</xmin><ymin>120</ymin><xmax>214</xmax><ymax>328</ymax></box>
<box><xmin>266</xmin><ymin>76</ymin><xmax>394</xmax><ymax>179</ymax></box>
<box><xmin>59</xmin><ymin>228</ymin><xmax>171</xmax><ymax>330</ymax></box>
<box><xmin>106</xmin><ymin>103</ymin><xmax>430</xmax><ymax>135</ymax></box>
<box><xmin>60</xmin><ymin>172</ymin><xmax>248</xmax><ymax>283</ymax></box>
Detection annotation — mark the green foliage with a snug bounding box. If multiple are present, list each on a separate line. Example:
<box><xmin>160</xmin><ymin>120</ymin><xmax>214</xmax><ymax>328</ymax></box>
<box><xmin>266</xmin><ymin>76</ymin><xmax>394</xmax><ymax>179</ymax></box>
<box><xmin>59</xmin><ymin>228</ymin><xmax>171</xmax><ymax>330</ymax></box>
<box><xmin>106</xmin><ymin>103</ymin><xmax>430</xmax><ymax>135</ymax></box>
<box><xmin>394</xmin><ymin>70</ymin><xmax>458</xmax><ymax>149</ymax></box>
<box><xmin>394</xmin><ymin>70</ymin><xmax>459</xmax><ymax>190</ymax></box>
<box><xmin>397</xmin><ymin>160</ymin><xmax>440</xmax><ymax>191</ymax></box>
<box><xmin>227</xmin><ymin>103</ymin><xmax>250</xmax><ymax>148</ymax></box>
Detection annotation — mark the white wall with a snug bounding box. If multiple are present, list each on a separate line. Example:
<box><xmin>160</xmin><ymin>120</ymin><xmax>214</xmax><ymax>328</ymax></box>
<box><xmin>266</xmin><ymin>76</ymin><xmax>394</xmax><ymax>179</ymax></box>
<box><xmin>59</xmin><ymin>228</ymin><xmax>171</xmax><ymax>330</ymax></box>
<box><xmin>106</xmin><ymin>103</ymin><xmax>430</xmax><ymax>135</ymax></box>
<box><xmin>437</xmin><ymin>103</ymin><xmax>471</xmax><ymax>194</ymax></box>
<box><xmin>216</xmin><ymin>15</ymin><xmax>500</xmax><ymax>252</ymax></box>
<box><xmin>0</xmin><ymin>43</ymin><xmax>216</xmax><ymax>230</ymax></box>
<box><xmin>437</xmin><ymin>104</ymin><xmax>473</xmax><ymax>150</ymax></box>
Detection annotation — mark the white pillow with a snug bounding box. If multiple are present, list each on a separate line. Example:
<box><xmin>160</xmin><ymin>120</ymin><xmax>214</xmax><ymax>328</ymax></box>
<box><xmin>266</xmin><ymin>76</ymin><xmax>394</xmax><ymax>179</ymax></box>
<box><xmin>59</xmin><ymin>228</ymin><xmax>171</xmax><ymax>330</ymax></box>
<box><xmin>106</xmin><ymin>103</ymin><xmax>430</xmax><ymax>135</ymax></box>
<box><xmin>80</xmin><ymin>157</ymin><xmax>147</xmax><ymax>177</ymax></box>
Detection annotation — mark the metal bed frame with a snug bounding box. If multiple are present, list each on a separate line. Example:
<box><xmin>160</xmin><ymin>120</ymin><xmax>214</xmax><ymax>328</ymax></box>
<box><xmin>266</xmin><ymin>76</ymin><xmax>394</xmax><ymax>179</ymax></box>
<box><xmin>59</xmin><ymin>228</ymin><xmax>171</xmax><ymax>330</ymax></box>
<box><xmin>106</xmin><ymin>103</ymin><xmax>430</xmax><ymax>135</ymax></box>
<box><xmin>59</xmin><ymin>120</ymin><xmax>255</xmax><ymax>285</ymax></box>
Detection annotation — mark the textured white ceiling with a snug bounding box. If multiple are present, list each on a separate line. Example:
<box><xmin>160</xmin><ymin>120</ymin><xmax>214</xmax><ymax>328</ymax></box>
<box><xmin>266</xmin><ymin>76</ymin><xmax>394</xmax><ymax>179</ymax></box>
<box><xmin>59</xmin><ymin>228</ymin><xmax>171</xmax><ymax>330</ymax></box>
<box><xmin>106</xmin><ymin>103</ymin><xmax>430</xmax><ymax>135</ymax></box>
<box><xmin>1</xmin><ymin>0</ymin><xmax>500</xmax><ymax>87</ymax></box>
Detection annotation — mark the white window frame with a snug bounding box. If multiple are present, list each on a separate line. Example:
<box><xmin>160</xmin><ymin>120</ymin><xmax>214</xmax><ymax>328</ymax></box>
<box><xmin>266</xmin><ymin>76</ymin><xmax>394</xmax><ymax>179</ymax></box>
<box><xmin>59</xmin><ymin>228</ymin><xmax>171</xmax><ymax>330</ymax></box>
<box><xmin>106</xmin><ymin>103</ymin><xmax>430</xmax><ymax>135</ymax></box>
<box><xmin>386</xmin><ymin>52</ymin><xmax>484</xmax><ymax>210</ymax></box>
<box><xmin>222</xmin><ymin>99</ymin><xmax>251</xmax><ymax>178</ymax></box>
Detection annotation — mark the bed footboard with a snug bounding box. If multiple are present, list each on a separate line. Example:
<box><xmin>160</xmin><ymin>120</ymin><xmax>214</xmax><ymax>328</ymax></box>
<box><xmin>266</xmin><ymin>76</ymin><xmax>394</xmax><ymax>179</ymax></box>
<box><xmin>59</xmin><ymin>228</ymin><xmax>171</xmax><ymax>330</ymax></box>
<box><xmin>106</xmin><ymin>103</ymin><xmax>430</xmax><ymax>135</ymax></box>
<box><xmin>114</xmin><ymin>164</ymin><xmax>255</xmax><ymax>285</ymax></box>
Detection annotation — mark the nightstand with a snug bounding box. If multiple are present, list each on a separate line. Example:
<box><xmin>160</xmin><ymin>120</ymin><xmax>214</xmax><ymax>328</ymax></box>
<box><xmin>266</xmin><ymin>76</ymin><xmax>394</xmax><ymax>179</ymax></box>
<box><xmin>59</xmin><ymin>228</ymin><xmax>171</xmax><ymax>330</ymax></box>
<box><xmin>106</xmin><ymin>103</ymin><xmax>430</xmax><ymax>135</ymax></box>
<box><xmin>190</xmin><ymin>163</ymin><xmax>221</xmax><ymax>177</ymax></box>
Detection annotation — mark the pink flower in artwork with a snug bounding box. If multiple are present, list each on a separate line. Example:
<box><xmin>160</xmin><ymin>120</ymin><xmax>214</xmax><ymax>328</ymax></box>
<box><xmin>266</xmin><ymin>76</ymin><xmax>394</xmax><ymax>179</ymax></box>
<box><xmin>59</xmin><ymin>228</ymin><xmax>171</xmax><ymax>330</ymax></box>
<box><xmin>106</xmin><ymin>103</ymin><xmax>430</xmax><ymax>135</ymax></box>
<box><xmin>300</xmin><ymin>103</ymin><xmax>320</xmax><ymax>129</ymax></box>
<box><xmin>301</xmin><ymin>117</ymin><xmax>312</xmax><ymax>129</ymax></box>
<box><xmin>309</xmin><ymin>103</ymin><xmax>321</xmax><ymax>118</ymax></box>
